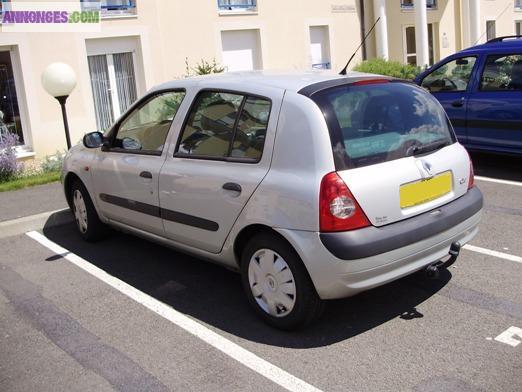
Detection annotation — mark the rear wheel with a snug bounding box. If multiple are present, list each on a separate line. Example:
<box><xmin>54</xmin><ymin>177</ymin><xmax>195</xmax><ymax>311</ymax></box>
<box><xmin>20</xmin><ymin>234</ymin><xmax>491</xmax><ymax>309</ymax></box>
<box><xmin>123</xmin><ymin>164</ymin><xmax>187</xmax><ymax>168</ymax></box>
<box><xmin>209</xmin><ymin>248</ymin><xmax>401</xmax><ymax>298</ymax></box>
<box><xmin>70</xmin><ymin>180</ymin><xmax>106</xmax><ymax>242</ymax></box>
<box><xmin>240</xmin><ymin>233</ymin><xmax>324</xmax><ymax>330</ymax></box>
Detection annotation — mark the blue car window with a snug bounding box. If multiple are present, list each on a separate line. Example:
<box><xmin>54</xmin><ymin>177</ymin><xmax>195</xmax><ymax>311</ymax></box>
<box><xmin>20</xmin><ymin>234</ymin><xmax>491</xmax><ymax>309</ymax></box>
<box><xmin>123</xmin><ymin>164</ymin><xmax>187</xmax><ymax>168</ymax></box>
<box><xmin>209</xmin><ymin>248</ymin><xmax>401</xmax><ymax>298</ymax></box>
<box><xmin>480</xmin><ymin>54</ymin><xmax>522</xmax><ymax>91</ymax></box>
<box><xmin>421</xmin><ymin>57</ymin><xmax>476</xmax><ymax>92</ymax></box>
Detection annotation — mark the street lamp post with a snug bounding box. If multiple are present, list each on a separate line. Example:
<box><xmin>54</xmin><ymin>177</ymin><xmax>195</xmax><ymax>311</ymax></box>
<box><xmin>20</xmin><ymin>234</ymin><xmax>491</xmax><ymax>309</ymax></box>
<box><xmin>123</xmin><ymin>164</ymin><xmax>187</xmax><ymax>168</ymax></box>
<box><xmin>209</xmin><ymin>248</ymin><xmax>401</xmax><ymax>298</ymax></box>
<box><xmin>41</xmin><ymin>63</ymin><xmax>77</xmax><ymax>150</ymax></box>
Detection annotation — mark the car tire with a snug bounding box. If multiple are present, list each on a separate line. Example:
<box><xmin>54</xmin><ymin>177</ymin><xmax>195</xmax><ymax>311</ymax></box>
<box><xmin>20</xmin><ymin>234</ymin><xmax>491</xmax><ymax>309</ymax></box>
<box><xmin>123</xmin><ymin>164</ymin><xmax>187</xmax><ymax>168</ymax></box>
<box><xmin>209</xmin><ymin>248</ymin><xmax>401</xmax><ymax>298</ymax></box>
<box><xmin>70</xmin><ymin>180</ymin><xmax>107</xmax><ymax>242</ymax></box>
<box><xmin>240</xmin><ymin>233</ymin><xmax>324</xmax><ymax>330</ymax></box>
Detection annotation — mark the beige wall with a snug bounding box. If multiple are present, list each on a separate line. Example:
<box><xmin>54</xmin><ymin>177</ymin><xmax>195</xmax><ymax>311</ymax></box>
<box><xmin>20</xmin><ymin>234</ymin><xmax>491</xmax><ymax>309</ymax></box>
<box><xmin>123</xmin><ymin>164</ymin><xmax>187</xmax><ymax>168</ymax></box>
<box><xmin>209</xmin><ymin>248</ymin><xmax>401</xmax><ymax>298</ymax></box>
<box><xmin>365</xmin><ymin>0</ymin><xmax>459</xmax><ymax>65</ymax></box>
<box><xmin>365</xmin><ymin>0</ymin><xmax>521</xmax><ymax>65</ymax></box>
<box><xmin>480</xmin><ymin>0</ymin><xmax>521</xmax><ymax>42</ymax></box>
<box><xmin>1</xmin><ymin>0</ymin><xmax>365</xmax><ymax>158</ymax></box>
<box><xmin>2</xmin><ymin>0</ymin><xmax>522</xmax><ymax>158</ymax></box>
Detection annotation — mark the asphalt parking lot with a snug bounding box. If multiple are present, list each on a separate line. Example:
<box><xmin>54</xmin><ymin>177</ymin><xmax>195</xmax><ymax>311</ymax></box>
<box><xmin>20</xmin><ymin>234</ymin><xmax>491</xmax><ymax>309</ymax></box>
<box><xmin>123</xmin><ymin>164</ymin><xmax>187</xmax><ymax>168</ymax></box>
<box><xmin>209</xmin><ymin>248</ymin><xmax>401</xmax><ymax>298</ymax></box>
<box><xmin>1</xmin><ymin>152</ymin><xmax>521</xmax><ymax>392</ymax></box>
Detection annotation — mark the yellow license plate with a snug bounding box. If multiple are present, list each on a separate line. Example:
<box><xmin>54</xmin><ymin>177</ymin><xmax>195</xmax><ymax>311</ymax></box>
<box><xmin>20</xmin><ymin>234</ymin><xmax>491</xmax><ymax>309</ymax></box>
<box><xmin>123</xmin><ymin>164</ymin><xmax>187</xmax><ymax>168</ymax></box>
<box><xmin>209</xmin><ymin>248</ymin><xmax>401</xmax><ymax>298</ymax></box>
<box><xmin>400</xmin><ymin>171</ymin><xmax>452</xmax><ymax>208</ymax></box>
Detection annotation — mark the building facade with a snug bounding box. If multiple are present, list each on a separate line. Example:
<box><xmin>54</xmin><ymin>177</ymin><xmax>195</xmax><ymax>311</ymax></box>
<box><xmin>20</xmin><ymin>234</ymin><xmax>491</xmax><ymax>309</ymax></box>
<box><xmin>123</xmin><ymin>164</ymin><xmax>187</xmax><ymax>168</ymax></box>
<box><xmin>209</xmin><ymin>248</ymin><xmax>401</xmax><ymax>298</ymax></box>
<box><xmin>0</xmin><ymin>0</ymin><xmax>521</xmax><ymax>159</ymax></box>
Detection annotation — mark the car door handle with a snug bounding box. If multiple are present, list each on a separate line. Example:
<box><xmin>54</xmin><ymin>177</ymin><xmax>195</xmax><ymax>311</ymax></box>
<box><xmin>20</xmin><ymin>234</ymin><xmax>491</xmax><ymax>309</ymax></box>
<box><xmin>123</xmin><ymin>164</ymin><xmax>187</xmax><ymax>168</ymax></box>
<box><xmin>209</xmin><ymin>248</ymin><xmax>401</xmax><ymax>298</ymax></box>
<box><xmin>139</xmin><ymin>171</ymin><xmax>153</xmax><ymax>179</ymax></box>
<box><xmin>222</xmin><ymin>182</ymin><xmax>242</xmax><ymax>193</ymax></box>
<box><xmin>451</xmin><ymin>98</ymin><xmax>465</xmax><ymax>107</ymax></box>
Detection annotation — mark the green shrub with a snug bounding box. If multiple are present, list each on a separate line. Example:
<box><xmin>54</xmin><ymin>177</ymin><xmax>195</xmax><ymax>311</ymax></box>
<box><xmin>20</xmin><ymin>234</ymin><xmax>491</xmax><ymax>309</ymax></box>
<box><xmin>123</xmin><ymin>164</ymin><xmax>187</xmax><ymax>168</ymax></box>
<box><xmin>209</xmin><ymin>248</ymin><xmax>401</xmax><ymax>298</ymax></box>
<box><xmin>41</xmin><ymin>151</ymin><xmax>65</xmax><ymax>173</ymax></box>
<box><xmin>353</xmin><ymin>58</ymin><xmax>421</xmax><ymax>80</ymax></box>
<box><xmin>185</xmin><ymin>58</ymin><xmax>225</xmax><ymax>77</ymax></box>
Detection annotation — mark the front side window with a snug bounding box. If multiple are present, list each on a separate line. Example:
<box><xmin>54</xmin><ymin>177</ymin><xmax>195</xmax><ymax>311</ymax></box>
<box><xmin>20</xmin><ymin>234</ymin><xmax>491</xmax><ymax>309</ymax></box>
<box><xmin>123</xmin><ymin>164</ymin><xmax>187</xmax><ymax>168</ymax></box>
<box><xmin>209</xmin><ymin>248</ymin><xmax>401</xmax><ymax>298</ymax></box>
<box><xmin>176</xmin><ymin>91</ymin><xmax>270</xmax><ymax>162</ymax></box>
<box><xmin>480</xmin><ymin>54</ymin><xmax>522</xmax><ymax>91</ymax></box>
<box><xmin>421</xmin><ymin>56</ymin><xmax>476</xmax><ymax>92</ymax></box>
<box><xmin>311</xmin><ymin>82</ymin><xmax>455</xmax><ymax>170</ymax></box>
<box><xmin>113</xmin><ymin>91</ymin><xmax>185</xmax><ymax>154</ymax></box>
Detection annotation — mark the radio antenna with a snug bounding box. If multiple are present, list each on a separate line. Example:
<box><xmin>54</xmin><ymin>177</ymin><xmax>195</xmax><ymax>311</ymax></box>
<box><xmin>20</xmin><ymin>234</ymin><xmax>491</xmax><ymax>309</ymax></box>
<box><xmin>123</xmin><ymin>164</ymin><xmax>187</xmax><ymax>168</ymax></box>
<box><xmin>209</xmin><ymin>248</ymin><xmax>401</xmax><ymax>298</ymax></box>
<box><xmin>339</xmin><ymin>17</ymin><xmax>381</xmax><ymax>75</ymax></box>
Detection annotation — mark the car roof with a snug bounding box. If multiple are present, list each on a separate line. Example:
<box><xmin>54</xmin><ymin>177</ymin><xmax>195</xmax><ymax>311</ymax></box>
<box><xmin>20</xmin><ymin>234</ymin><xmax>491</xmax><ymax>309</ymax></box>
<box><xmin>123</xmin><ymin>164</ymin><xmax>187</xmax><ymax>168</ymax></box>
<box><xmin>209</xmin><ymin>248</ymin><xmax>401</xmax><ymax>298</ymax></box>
<box><xmin>458</xmin><ymin>36</ymin><xmax>522</xmax><ymax>55</ymax></box>
<box><xmin>151</xmin><ymin>70</ymin><xmax>379</xmax><ymax>93</ymax></box>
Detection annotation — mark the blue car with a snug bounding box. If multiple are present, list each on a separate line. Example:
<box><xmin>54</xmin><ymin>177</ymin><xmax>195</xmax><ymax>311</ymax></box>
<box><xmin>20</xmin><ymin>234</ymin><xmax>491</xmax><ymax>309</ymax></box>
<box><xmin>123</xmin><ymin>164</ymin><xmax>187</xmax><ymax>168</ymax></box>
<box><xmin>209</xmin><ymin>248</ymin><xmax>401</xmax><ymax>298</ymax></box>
<box><xmin>415</xmin><ymin>36</ymin><xmax>522</xmax><ymax>155</ymax></box>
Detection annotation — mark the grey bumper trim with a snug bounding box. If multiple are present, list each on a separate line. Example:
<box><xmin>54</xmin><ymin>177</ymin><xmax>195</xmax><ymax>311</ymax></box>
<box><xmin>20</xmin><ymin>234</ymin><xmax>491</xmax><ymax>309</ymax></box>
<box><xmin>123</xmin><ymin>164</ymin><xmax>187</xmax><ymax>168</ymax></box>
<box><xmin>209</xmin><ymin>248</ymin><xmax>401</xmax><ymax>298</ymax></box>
<box><xmin>319</xmin><ymin>187</ymin><xmax>483</xmax><ymax>260</ymax></box>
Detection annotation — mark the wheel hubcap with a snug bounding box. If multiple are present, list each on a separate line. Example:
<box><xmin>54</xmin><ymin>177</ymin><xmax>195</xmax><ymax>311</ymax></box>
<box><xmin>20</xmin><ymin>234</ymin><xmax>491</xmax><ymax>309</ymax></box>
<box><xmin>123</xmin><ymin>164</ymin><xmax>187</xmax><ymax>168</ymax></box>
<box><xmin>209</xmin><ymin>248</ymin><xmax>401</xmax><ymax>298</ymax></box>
<box><xmin>73</xmin><ymin>189</ymin><xmax>88</xmax><ymax>233</ymax></box>
<box><xmin>248</xmin><ymin>249</ymin><xmax>296</xmax><ymax>318</ymax></box>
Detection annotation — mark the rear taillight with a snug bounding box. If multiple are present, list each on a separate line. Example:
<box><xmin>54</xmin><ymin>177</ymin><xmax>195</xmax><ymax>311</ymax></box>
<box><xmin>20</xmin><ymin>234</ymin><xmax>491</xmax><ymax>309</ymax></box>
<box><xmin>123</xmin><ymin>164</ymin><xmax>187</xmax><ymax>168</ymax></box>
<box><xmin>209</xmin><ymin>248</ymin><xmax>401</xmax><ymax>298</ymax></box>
<box><xmin>468</xmin><ymin>160</ymin><xmax>475</xmax><ymax>190</ymax></box>
<box><xmin>466</xmin><ymin>151</ymin><xmax>475</xmax><ymax>190</ymax></box>
<box><xmin>319</xmin><ymin>172</ymin><xmax>371</xmax><ymax>232</ymax></box>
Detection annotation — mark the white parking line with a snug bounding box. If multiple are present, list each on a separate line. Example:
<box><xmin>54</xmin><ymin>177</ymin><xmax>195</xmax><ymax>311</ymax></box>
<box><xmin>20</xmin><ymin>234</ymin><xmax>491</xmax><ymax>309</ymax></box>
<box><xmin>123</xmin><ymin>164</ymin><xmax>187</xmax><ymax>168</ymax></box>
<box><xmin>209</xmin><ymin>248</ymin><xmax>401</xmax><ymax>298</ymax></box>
<box><xmin>463</xmin><ymin>244</ymin><xmax>522</xmax><ymax>264</ymax></box>
<box><xmin>475</xmin><ymin>176</ymin><xmax>522</xmax><ymax>187</ymax></box>
<box><xmin>25</xmin><ymin>231</ymin><xmax>322</xmax><ymax>392</ymax></box>
<box><xmin>494</xmin><ymin>326</ymin><xmax>522</xmax><ymax>347</ymax></box>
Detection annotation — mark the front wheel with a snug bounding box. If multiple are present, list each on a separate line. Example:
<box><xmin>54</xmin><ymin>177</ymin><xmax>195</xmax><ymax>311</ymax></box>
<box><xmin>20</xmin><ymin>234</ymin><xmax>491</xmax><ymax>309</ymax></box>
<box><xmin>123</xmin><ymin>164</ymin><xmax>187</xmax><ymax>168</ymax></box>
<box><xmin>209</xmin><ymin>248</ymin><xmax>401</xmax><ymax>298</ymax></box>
<box><xmin>240</xmin><ymin>234</ymin><xmax>324</xmax><ymax>330</ymax></box>
<box><xmin>70</xmin><ymin>180</ymin><xmax>107</xmax><ymax>242</ymax></box>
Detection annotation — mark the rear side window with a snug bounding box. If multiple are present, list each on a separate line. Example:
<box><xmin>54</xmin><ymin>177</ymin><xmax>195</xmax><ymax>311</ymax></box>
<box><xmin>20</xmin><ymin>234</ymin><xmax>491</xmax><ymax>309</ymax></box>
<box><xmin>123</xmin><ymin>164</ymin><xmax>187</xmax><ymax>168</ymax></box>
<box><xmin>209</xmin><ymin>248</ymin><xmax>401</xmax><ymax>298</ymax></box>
<box><xmin>176</xmin><ymin>91</ymin><xmax>271</xmax><ymax>162</ymax></box>
<box><xmin>311</xmin><ymin>82</ymin><xmax>456</xmax><ymax>170</ymax></box>
<box><xmin>421</xmin><ymin>56</ymin><xmax>476</xmax><ymax>92</ymax></box>
<box><xmin>480</xmin><ymin>54</ymin><xmax>522</xmax><ymax>91</ymax></box>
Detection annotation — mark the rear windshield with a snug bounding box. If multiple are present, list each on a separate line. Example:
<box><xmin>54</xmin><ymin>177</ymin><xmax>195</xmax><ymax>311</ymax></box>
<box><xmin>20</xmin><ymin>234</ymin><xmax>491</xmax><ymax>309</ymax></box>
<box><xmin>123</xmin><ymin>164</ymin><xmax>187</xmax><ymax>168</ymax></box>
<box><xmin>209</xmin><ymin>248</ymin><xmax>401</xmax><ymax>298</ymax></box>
<box><xmin>310</xmin><ymin>82</ymin><xmax>456</xmax><ymax>170</ymax></box>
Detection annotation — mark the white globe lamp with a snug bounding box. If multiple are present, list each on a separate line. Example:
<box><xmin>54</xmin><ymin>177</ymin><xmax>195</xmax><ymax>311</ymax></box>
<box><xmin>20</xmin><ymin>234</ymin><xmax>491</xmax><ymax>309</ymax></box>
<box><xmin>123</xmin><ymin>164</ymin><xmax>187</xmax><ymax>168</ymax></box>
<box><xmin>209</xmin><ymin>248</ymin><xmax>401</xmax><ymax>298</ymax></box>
<box><xmin>41</xmin><ymin>63</ymin><xmax>77</xmax><ymax>149</ymax></box>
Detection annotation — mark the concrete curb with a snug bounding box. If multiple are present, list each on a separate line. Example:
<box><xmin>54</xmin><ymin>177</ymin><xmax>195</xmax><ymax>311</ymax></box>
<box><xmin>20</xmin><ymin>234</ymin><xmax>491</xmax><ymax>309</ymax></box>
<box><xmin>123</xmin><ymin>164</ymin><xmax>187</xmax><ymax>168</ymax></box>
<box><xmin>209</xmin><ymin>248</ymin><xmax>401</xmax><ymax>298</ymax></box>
<box><xmin>0</xmin><ymin>209</ymin><xmax>73</xmax><ymax>239</ymax></box>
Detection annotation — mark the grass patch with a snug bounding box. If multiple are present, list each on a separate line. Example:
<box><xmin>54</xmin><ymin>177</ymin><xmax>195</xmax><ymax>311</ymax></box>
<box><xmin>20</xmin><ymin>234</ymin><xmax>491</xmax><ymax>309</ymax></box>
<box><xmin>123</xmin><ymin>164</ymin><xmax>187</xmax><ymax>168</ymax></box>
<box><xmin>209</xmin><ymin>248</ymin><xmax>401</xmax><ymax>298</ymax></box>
<box><xmin>0</xmin><ymin>171</ymin><xmax>61</xmax><ymax>192</ymax></box>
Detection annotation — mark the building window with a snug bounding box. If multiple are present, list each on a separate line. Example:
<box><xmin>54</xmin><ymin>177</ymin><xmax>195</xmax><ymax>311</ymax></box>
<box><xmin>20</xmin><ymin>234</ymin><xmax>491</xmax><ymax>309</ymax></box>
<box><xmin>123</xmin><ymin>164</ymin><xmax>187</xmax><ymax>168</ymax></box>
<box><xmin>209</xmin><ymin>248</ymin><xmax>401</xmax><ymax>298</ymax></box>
<box><xmin>404</xmin><ymin>24</ymin><xmax>435</xmax><ymax>66</ymax></box>
<box><xmin>309</xmin><ymin>26</ymin><xmax>331</xmax><ymax>70</ymax></box>
<box><xmin>516</xmin><ymin>21</ymin><xmax>522</xmax><ymax>36</ymax></box>
<box><xmin>81</xmin><ymin>0</ymin><xmax>137</xmax><ymax>18</ymax></box>
<box><xmin>221</xmin><ymin>29</ymin><xmax>263</xmax><ymax>71</ymax></box>
<box><xmin>486</xmin><ymin>20</ymin><xmax>496</xmax><ymax>41</ymax></box>
<box><xmin>88</xmin><ymin>52</ymin><xmax>138</xmax><ymax>132</ymax></box>
<box><xmin>217</xmin><ymin>0</ymin><xmax>257</xmax><ymax>13</ymax></box>
<box><xmin>400</xmin><ymin>0</ymin><xmax>437</xmax><ymax>9</ymax></box>
<box><xmin>0</xmin><ymin>50</ymin><xmax>24</xmax><ymax>146</ymax></box>
<box><xmin>0</xmin><ymin>1</ymin><xmax>10</xmax><ymax>22</ymax></box>
<box><xmin>515</xmin><ymin>0</ymin><xmax>522</xmax><ymax>10</ymax></box>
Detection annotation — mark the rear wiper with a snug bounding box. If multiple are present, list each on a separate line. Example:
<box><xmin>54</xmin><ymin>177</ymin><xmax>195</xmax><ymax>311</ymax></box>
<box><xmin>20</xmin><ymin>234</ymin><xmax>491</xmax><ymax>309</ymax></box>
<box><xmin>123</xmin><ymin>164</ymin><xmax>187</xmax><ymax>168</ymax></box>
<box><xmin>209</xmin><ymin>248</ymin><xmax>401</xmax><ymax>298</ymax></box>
<box><xmin>410</xmin><ymin>140</ymin><xmax>450</xmax><ymax>156</ymax></box>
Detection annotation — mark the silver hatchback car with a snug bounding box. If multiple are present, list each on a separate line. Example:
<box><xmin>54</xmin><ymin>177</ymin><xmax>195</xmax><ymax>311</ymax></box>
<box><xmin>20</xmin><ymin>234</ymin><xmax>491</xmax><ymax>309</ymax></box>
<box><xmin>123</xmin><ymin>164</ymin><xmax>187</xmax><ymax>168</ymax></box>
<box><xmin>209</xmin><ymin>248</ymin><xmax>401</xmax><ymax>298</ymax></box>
<box><xmin>63</xmin><ymin>71</ymin><xmax>483</xmax><ymax>330</ymax></box>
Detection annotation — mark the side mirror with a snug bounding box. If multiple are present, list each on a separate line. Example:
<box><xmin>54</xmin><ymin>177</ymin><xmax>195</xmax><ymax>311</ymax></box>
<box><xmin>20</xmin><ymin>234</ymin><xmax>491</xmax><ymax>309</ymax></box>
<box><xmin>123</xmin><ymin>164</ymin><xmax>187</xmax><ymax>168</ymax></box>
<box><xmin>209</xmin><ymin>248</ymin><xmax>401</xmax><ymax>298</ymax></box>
<box><xmin>83</xmin><ymin>131</ymin><xmax>104</xmax><ymax>148</ymax></box>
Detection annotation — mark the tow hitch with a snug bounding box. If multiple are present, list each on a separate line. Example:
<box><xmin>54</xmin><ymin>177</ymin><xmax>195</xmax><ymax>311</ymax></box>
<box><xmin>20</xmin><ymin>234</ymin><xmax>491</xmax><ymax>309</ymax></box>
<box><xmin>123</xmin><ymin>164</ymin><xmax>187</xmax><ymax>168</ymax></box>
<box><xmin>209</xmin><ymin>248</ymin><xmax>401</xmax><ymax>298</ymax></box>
<box><xmin>425</xmin><ymin>242</ymin><xmax>461</xmax><ymax>279</ymax></box>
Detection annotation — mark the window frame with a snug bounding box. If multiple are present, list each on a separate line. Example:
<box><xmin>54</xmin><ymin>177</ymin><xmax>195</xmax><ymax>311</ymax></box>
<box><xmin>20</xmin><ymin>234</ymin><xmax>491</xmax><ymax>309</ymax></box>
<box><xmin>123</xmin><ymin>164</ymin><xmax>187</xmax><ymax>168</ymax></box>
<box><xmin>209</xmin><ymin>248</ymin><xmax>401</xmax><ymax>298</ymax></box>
<box><xmin>478</xmin><ymin>53</ymin><xmax>522</xmax><ymax>93</ymax></box>
<box><xmin>104</xmin><ymin>88</ymin><xmax>186</xmax><ymax>156</ymax></box>
<box><xmin>420</xmin><ymin>55</ymin><xmax>478</xmax><ymax>93</ymax></box>
<box><xmin>402</xmin><ymin>24</ymin><xmax>435</xmax><ymax>66</ymax></box>
<box><xmin>217</xmin><ymin>0</ymin><xmax>257</xmax><ymax>13</ymax></box>
<box><xmin>516</xmin><ymin>21</ymin><xmax>522</xmax><ymax>36</ymax></box>
<box><xmin>81</xmin><ymin>0</ymin><xmax>137</xmax><ymax>18</ymax></box>
<box><xmin>486</xmin><ymin>20</ymin><xmax>496</xmax><ymax>41</ymax></box>
<box><xmin>174</xmin><ymin>88</ymin><xmax>272</xmax><ymax>164</ymax></box>
<box><xmin>400</xmin><ymin>0</ymin><xmax>438</xmax><ymax>10</ymax></box>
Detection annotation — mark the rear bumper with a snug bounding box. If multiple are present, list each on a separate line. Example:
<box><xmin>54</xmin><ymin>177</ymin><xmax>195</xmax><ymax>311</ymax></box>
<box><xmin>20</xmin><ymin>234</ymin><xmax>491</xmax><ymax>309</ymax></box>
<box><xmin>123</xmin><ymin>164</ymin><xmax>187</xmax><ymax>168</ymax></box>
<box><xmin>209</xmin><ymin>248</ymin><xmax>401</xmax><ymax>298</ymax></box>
<box><xmin>275</xmin><ymin>188</ymin><xmax>483</xmax><ymax>300</ymax></box>
<box><xmin>320</xmin><ymin>187</ymin><xmax>483</xmax><ymax>260</ymax></box>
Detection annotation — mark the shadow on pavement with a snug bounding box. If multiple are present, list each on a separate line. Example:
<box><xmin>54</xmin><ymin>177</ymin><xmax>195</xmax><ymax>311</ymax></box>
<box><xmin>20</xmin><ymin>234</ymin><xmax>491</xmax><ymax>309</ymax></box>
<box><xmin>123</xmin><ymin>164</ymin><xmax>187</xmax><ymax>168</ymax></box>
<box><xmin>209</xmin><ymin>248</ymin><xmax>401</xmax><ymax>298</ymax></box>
<box><xmin>43</xmin><ymin>222</ymin><xmax>450</xmax><ymax>348</ymax></box>
<box><xmin>470</xmin><ymin>151</ymin><xmax>522</xmax><ymax>182</ymax></box>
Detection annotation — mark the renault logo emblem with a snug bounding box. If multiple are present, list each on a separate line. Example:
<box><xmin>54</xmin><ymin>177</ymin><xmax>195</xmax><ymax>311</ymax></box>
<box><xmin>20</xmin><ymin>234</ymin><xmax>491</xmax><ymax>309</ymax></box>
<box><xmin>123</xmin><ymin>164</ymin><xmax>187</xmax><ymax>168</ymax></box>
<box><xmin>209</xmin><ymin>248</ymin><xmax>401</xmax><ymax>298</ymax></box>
<box><xmin>421</xmin><ymin>160</ymin><xmax>433</xmax><ymax>175</ymax></box>
<box><xmin>416</xmin><ymin>159</ymin><xmax>434</xmax><ymax>179</ymax></box>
